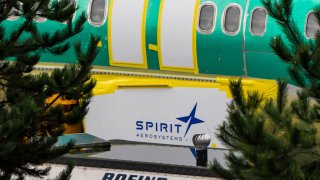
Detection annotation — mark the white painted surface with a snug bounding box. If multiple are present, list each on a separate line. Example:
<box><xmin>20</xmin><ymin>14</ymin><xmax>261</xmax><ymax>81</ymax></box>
<box><xmin>160</xmin><ymin>0</ymin><xmax>196</xmax><ymax>68</ymax></box>
<box><xmin>39</xmin><ymin>164</ymin><xmax>217</xmax><ymax>180</ymax></box>
<box><xmin>110</xmin><ymin>0</ymin><xmax>145</xmax><ymax>64</ymax></box>
<box><xmin>86</xmin><ymin>87</ymin><xmax>230</xmax><ymax>148</ymax></box>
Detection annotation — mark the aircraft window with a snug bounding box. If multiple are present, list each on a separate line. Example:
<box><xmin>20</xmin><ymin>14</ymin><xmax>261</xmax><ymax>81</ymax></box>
<box><xmin>250</xmin><ymin>8</ymin><xmax>267</xmax><ymax>35</ymax></box>
<box><xmin>72</xmin><ymin>0</ymin><xmax>78</xmax><ymax>21</ymax></box>
<box><xmin>62</xmin><ymin>0</ymin><xmax>78</xmax><ymax>24</ymax></box>
<box><xmin>33</xmin><ymin>2</ymin><xmax>46</xmax><ymax>22</ymax></box>
<box><xmin>306</xmin><ymin>12</ymin><xmax>320</xmax><ymax>38</ymax></box>
<box><xmin>198</xmin><ymin>3</ymin><xmax>216</xmax><ymax>33</ymax></box>
<box><xmin>223</xmin><ymin>5</ymin><xmax>241</xmax><ymax>35</ymax></box>
<box><xmin>7</xmin><ymin>3</ymin><xmax>22</xmax><ymax>21</ymax></box>
<box><xmin>7</xmin><ymin>8</ymin><xmax>19</xmax><ymax>21</ymax></box>
<box><xmin>89</xmin><ymin>0</ymin><xmax>107</xmax><ymax>26</ymax></box>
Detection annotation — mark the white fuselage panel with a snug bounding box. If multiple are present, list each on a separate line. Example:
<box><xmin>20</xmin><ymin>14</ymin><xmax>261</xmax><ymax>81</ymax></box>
<box><xmin>159</xmin><ymin>0</ymin><xmax>196</xmax><ymax>69</ymax></box>
<box><xmin>110</xmin><ymin>0</ymin><xmax>145</xmax><ymax>64</ymax></box>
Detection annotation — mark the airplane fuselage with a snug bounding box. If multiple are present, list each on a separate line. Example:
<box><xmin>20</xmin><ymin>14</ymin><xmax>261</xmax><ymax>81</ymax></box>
<box><xmin>4</xmin><ymin>0</ymin><xmax>317</xmax><ymax>82</ymax></box>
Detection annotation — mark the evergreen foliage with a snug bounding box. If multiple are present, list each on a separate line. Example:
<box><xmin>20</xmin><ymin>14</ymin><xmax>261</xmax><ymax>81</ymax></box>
<box><xmin>53</xmin><ymin>163</ymin><xmax>74</xmax><ymax>180</ymax></box>
<box><xmin>263</xmin><ymin>0</ymin><xmax>320</xmax><ymax>100</ymax></box>
<box><xmin>0</xmin><ymin>0</ymin><xmax>99</xmax><ymax>179</ymax></box>
<box><xmin>211</xmin><ymin>0</ymin><xmax>320</xmax><ymax>179</ymax></box>
<box><xmin>211</xmin><ymin>80</ymin><xmax>320</xmax><ymax>179</ymax></box>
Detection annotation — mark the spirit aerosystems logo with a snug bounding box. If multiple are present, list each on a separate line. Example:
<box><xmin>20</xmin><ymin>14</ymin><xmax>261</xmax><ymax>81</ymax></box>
<box><xmin>176</xmin><ymin>103</ymin><xmax>205</xmax><ymax>137</ymax></box>
<box><xmin>135</xmin><ymin>103</ymin><xmax>205</xmax><ymax>142</ymax></box>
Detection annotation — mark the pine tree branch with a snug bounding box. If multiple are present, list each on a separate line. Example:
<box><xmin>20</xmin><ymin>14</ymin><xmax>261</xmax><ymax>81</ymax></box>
<box><xmin>0</xmin><ymin>100</ymin><xmax>9</xmax><ymax>104</ymax></box>
<box><xmin>0</xmin><ymin>81</ymin><xmax>8</xmax><ymax>87</ymax></box>
<box><xmin>54</xmin><ymin>163</ymin><xmax>74</xmax><ymax>180</ymax></box>
<box><xmin>0</xmin><ymin>1</ymin><xmax>12</xmax><ymax>4</ymax></box>
<box><xmin>7</xmin><ymin>19</ymin><xmax>32</xmax><ymax>46</ymax></box>
<box><xmin>45</xmin><ymin>94</ymin><xmax>62</xmax><ymax>111</ymax></box>
<box><xmin>2</xmin><ymin>13</ymin><xmax>86</xmax><ymax>58</ymax></box>
<box><xmin>283</xmin><ymin>19</ymin><xmax>303</xmax><ymax>46</ymax></box>
<box><xmin>0</xmin><ymin>1</ymin><xmax>97</xmax><ymax>178</ymax></box>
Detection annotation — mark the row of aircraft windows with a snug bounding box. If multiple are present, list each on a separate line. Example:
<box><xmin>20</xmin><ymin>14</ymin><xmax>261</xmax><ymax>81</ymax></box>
<box><xmin>5</xmin><ymin>1</ymin><xmax>319</xmax><ymax>38</ymax></box>
<box><xmin>198</xmin><ymin>3</ymin><xmax>320</xmax><ymax>38</ymax></box>
<box><xmin>7</xmin><ymin>0</ymin><xmax>107</xmax><ymax>27</ymax></box>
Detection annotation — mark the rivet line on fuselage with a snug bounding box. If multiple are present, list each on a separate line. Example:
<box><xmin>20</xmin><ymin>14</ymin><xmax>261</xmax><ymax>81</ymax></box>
<box><xmin>34</xmin><ymin>66</ymin><xmax>216</xmax><ymax>82</ymax></box>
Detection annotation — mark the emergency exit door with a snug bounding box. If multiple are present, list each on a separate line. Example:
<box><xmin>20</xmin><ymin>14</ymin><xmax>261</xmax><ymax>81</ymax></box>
<box><xmin>108</xmin><ymin>0</ymin><xmax>148</xmax><ymax>68</ymax></box>
<box><xmin>158</xmin><ymin>0</ymin><xmax>200</xmax><ymax>73</ymax></box>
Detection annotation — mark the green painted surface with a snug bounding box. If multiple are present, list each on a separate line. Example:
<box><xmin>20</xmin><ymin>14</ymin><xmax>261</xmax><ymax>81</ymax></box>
<box><xmin>145</xmin><ymin>0</ymin><xmax>161</xmax><ymax>70</ymax></box>
<box><xmin>3</xmin><ymin>0</ymin><xmax>319</xmax><ymax>83</ymax></box>
<box><xmin>3</xmin><ymin>0</ymin><xmax>109</xmax><ymax>66</ymax></box>
<box><xmin>244</xmin><ymin>0</ymin><xmax>313</xmax><ymax>81</ymax></box>
<box><xmin>73</xmin><ymin>0</ymin><xmax>109</xmax><ymax>67</ymax></box>
<box><xmin>197</xmin><ymin>0</ymin><xmax>246</xmax><ymax>76</ymax></box>
<box><xmin>246</xmin><ymin>52</ymin><xmax>290</xmax><ymax>80</ymax></box>
<box><xmin>244</xmin><ymin>0</ymin><xmax>286</xmax><ymax>80</ymax></box>
<box><xmin>91</xmin><ymin>0</ymin><xmax>110</xmax><ymax>66</ymax></box>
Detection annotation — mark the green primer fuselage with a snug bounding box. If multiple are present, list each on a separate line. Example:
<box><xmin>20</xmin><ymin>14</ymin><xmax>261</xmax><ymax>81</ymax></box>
<box><xmin>3</xmin><ymin>0</ymin><xmax>316</xmax><ymax>82</ymax></box>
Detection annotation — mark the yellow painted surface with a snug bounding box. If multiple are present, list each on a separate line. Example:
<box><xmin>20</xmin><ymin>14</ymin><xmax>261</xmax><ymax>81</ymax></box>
<box><xmin>157</xmin><ymin>0</ymin><xmax>164</xmax><ymax>70</ymax></box>
<box><xmin>92</xmin><ymin>74</ymin><xmax>278</xmax><ymax>101</ymax></box>
<box><xmin>45</xmin><ymin>94</ymin><xmax>78</xmax><ymax>105</ymax></box>
<box><xmin>141</xmin><ymin>0</ymin><xmax>149</xmax><ymax>67</ymax></box>
<box><xmin>192</xmin><ymin>0</ymin><xmax>200</xmax><ymax>74</ymax></box>
<box><xmin>97</xmin><ymin>41</ymin><xmax>103</xmax><ymax>47</ymax></box>
<box><xmin>148</xmin><ymin>44</ymin><xmax>158</xmax><ymax>51</ymax></box>
<box><xmin>43</xmin><ymin>72</ymin><xmax>277</xmax><ymax>134</ymax></box>
<box><xmin>45</xmin><ymin>94</ymin><xmax>82</xmax><ymax>133</ymax></box>
<box><xmin>64</xmin><ymin>121</ymin><xmax>83</xmax><ymax>134</ymax></box>
<box><xmin>107</xmin><ymin>0</ymin><xmax>114</xmax><ymax>65</ymax></box>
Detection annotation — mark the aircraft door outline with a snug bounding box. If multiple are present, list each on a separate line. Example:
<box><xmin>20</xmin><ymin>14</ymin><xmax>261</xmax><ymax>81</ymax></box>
<box><xmin>107</xmin><ymin>0</ymin><xmax>148</xmax><ymax>68</ymax></box>
<box><xmin>157</xmin><ymin>0</ymin><xmax>200</xmax><ymax>74</ymax></box>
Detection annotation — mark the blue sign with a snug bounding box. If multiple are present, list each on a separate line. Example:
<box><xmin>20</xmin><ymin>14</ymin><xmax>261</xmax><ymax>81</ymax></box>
<box><xmin>103</xmin><ymin>173</ymin><xmax>167</xmax><ymax>180</ymax></box>
<box><xmin>135</xmin><ymin>103</ymin><xmax>205</xmax><ymax>142</ymax></box>
<box><xmin>176</xmin><ymin>103</ymin><xmax>204</xmax><ymax>137</ymax></box>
